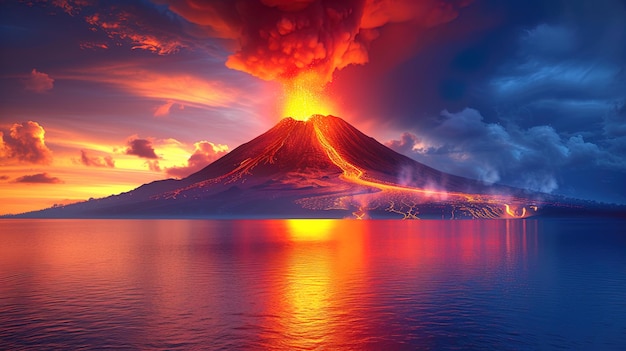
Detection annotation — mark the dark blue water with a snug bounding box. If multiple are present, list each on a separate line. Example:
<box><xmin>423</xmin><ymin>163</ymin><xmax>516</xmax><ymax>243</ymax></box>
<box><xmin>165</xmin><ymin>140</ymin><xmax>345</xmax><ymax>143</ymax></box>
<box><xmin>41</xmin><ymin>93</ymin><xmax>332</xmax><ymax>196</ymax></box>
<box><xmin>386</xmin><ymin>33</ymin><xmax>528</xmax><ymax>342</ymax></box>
<box><xmin>1</xmin><ymin>219</ymin><xmax>625</xmax><ymax>350</ymax></box>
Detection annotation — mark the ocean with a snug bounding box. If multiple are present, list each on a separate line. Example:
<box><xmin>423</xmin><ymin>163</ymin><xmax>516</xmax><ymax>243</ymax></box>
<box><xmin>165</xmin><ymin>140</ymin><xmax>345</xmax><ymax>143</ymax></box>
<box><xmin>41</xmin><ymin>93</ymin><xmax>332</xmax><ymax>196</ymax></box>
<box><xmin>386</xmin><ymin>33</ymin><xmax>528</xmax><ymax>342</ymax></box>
<box><xmin>1</xmin><ymin>219</ymin><xmax>625</xmax><ymax>350</ymax></box>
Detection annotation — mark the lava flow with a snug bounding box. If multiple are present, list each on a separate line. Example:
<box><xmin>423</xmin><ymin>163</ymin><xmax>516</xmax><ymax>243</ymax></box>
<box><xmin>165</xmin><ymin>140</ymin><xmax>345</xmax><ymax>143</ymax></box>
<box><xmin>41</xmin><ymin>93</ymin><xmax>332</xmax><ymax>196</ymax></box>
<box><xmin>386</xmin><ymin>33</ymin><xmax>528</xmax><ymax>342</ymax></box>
<box><xmin>310</xmin><ymin>116</ymin><xmax>538</xmax><ymax>218</ymax></box>
<box><xmin>30</xmin><ymin>113</ymin><xmax>540</xmax><ymax>219</ymax></box>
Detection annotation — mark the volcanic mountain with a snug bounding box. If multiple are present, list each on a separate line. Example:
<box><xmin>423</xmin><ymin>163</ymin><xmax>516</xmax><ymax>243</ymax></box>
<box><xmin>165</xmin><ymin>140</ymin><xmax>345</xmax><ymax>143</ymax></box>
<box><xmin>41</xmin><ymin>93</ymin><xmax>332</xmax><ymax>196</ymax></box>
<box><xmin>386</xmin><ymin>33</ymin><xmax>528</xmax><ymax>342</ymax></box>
<box><xmin>18</xmin><ymin>115</ymin><xmax>577</xmax><ymax>219</ymax></box>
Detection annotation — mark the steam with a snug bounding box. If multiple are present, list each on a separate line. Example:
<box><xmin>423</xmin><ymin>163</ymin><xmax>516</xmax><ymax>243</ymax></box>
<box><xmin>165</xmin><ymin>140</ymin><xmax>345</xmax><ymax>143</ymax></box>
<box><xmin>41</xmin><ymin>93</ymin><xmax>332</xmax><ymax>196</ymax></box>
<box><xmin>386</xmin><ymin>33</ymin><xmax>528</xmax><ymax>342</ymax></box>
<box><xmin>164</xmin><ymin>0</ymin><xmax>471</xmax><ymax>86</ymax></box>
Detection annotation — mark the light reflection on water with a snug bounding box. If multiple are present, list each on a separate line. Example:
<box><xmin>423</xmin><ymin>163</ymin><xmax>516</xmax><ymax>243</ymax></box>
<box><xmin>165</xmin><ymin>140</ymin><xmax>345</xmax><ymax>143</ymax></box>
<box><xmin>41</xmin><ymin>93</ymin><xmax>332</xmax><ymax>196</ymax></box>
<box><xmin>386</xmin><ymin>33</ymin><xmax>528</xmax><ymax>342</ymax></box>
<box><xmin>1</xmin><ymin>219</ymin><xmax>625</xmax><ymax>350</ymax></box>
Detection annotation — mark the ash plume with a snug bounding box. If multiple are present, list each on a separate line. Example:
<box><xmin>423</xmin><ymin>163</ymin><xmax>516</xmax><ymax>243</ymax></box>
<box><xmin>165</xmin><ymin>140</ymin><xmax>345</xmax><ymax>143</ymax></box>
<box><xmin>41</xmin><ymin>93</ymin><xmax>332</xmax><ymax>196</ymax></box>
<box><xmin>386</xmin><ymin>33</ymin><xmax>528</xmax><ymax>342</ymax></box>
<box><xmin>163</xmin><ymin>0</ymin><xmax>471</xmax><ymax>86</ymax></box>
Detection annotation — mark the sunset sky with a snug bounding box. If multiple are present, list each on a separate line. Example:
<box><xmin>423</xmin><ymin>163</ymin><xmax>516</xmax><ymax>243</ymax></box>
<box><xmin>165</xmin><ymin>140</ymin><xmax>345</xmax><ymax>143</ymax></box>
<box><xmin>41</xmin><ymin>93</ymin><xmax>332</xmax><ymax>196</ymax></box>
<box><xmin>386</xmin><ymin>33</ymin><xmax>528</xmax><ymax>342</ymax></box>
<box><xmin>1</xmin><ymin>0</ymin><xmax>625</xmax><ymax>215</ymax></box>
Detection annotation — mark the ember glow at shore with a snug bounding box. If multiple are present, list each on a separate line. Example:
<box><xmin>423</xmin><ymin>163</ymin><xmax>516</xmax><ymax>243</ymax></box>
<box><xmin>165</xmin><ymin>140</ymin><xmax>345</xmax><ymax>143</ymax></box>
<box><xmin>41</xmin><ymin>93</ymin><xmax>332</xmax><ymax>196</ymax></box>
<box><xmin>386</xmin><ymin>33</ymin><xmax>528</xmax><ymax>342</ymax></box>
<box><xmin>1</xmin><ymin>0</ymin><xmax>625</xmax><ymax>215</ymax></box>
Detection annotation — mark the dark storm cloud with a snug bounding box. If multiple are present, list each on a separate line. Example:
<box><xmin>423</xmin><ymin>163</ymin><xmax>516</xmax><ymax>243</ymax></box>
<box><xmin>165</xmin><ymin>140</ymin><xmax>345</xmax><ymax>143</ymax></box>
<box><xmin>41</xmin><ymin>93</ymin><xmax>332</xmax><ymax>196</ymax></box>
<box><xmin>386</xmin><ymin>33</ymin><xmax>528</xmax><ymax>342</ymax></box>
<box><xmin>386</xmin><ymin>108</ymin><xmax>607</xmax><ymax>193</ymax></box>
<box><xmin>125</xmin><ymin>138</ymin><xmax>158</xmax><ymax>159</ymax></box>
<box><xmin>333</xmin><ymin>0</ymin><xmax>624</xmax><ymax>128</ymax></box>
<box><xmin>374</xmin><ymin>0</ymin><xmax>626</xmax><ymax>202</ymax></box>
<box><xmin>487</xmin><ymin>20</ymin><xmax>625</xmax><ymax>133</ymax></box>
<box><xmin>604</xmin><ymin>100</ymin><xmax>626</xmax><ymax>138</ymax></box>
<box><xmin>12</xmin><ymin>173</ymin><xmax>63</xmax><ymax>184</ymax></box>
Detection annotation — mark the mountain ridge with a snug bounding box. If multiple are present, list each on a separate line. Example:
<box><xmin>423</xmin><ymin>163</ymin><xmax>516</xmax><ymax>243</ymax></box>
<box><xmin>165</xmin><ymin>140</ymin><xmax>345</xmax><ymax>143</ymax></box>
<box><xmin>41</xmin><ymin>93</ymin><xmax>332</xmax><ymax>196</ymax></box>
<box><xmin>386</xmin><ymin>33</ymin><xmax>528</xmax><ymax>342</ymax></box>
<box><xmin>9</xmin><ymin>115</ymin><xmax>620</xmax><ymax>219</ymax></box>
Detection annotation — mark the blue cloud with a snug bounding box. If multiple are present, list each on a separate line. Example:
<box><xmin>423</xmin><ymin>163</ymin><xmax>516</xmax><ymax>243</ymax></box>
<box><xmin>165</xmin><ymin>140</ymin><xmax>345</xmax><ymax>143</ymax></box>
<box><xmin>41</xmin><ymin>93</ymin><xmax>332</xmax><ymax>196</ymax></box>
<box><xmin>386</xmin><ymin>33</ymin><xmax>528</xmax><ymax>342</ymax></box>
<box><xmin>386</xmin><ymin>108</ymin><xmax>624</xmax><ymax>200</ymax></box>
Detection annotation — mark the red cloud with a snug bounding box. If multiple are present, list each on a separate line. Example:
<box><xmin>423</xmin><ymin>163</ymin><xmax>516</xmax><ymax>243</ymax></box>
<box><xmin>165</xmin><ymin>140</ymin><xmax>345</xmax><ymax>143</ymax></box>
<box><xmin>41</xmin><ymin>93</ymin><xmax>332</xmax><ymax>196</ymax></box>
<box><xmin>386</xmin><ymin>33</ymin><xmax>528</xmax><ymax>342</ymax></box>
<box><xmin>145</xmin><ymin>160</ymin><xmax>161</xmax><ymax>172</ymax></box>
<box><xmin>12</xmin><ymin>173</ymin><xmax>63</xmax><ymax>184</ymax></box>
<box><xmin>84</xmin><ymin>10</ymin><xmax>185</xmax><ymax>55</ymax></box>
<box><xmin>125</xmin><ymin>138</ymin><xmax>158</xmax><ymax>159</ymax></box>
<box><xmin>79</xmin><ymin>41</ymin><xmax>109</xmax><ymax>50</ymax></box>
<box><xmin>166</xmin><ymin>141</ymin><xmax>229</xmax><ymax>178</ymax></box>
<box><xmin>0</xmin><ymin>121</ymin><xmax>53</xmax><ymax>164</ymax></box>
<box><xmin>61</xmin><ymin>65</ymin><xmax>240</xmax><ymax>110</ymax></box>
<box><xmin>79</xmin><ymin>150</ymin><xmax>115</xmax><ymax>168</ymax></box>
<box><xmin>52</xmin><ymin>0</ymin><xmax>92</xmax><ymax>16</ymax></box>
<box><xmin>154</xmin><ymin>100</ymin><xmax>175</xmax><ymax>117</ymax></box>
<box><xmin>164</xmin><ymin>0</ymin><xmax>471</xmax><ymax>86</ymax></box>
<box><xmin>24</xmin><ymin>69</ymin><xmax>54</xmax><ymax>93</ymax></box>
<box><xmin>48</xmin><ymin>0</ymin><xmax>187</xmax><ymax>55</ymax></box>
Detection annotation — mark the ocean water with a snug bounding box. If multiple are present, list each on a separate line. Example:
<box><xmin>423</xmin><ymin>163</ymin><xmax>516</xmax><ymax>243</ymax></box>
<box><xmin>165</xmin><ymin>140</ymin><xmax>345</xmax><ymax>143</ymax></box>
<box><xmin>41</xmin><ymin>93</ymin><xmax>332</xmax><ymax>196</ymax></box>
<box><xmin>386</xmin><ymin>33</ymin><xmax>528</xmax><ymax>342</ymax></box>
<box><xmin>1</xmin><ymin>219</ymin><xmax>625</xmax><ymax>350</ymax></box>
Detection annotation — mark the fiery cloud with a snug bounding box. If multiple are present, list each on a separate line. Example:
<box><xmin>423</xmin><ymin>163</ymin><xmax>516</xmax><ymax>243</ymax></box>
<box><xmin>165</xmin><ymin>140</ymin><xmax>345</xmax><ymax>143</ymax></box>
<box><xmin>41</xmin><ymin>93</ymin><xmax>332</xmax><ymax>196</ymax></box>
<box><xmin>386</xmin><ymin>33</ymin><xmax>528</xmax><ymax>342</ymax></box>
<box><xmin>84</xmin><ymin>10</ymin><xmax>186</xmax><ymax>55</ymax></box>
<box><xmin>79</xmin><ymin>150</ymin><xmax>115</xmax><ymax>168</ymax></box>
<box><xmin>154</xmin><ymin>100</ymin><xmax>176</xmax><ymax>117</ymax></box>
<box><xmin>165</xmin><ymin>0</ymin><xmax>471</xmax><ymax>86</ymax></box>
<box><xmin>12</xmin><ymin>173</ymin><xmax>63</xmax><ymax>184</ymax></box>
<box><xmin>60</xmin><ymin>65</ymin><xmax>240</xmax><ymax>110</ymax></box>
<box><xmin>49</xmin><ymin>0</ymin><xmax>188</xmax><ymax>55</ymax></box>
<box><xmin>79</xmin><ymin>41</ymin><xmax>109</xmax><ymax>50</ymax></box>
<box><xmin>145</xmin><ymin>160</ymin><xmax>161</xmax><ymax>172</ymax></box>
<box><xmin>24</xmin><ymin>69</ymin><xmax>54</xmax><ymax>93</ymax></box>
<box><xmin>52</xmin><ymin>0</ymin><xmax>92</xmax><ymax>16</ymax></box>
<box><xmin>125</xmin><ymin>137</ymin><xmax>159</xmax><ymax>159</ymax></box>
<box><xmin>0</xmin><ymin>121</ymin><xmax>53</xmax><ymax>164</ymax></box>
<box><xmin>166</xmin><ymin>141</ymin><xmax>229</xmax><ymax>178</ymax></box>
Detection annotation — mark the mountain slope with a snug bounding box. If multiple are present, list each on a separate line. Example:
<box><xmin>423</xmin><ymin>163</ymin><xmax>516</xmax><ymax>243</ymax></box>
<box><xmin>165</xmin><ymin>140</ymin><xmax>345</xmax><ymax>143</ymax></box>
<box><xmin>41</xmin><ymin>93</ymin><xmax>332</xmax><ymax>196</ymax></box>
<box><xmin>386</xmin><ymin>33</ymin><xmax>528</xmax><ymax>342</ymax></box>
<box><xmin>16</xmin><ymin>115</ymin><xmax>563</xmax><ymax>219</ymax></box>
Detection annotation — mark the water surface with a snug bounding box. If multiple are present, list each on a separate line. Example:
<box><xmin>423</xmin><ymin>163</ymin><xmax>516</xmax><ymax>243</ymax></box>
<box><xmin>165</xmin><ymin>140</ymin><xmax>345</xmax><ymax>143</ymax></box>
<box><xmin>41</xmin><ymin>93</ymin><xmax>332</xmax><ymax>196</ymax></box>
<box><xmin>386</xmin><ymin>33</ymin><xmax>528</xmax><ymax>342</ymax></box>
<box><xmin>1</xmin><ymin>219</ymin><xmax>625</xmax><ymax>350</ymax></box>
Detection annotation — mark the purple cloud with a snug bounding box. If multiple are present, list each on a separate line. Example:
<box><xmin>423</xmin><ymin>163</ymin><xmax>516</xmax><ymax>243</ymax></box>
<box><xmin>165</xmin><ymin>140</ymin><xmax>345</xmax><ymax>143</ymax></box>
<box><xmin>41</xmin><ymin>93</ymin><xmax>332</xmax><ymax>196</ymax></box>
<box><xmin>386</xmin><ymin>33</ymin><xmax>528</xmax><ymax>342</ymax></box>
<box><xmin>80</xmin><ymin>150</ymin><xmax>115</xmax><ymax>168</ymax></box>
<box><xmin>24</xmin><ymin>69</ymin><xmax>54</xmax><ymax>93</ymax></box>
<box><xmin>13</xmin><ymin>173</ymin><xmax>63</xmax><ymax>184</ymax></box>
<box><xmin>126</xmin><ymin>138</ymin><xmax>158</xmax><ymax>159</ymax></box>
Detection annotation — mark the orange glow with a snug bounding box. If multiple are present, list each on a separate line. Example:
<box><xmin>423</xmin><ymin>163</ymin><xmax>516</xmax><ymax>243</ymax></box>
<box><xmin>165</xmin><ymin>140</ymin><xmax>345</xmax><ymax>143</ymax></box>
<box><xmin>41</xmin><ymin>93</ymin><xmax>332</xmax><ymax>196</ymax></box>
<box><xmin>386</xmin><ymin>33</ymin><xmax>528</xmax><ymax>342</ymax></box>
<box><xmin>504</xmin><ymin>204</ymin><xmax>529</xmax><ymax>218</ymax></box>
<box><xmin>59</xmin><ymin>65</ymin><xmax>242</xmax><ymax>110</ymax></box>
<box><xmin>286</xmin><ymin>219</ymin><xmax>335</xmax><ymax>241</ymax></box>
<box><xmin>282</xmin><ymin>75</ymin><xmax>335</xmax><ymax>121</ymax></box>
<box><xmin>307</xmin><ymin>117</ymin><xmax>538</xmax><ymax>218</ymax></box>
<box><xmin>313</xmin><ymin>118</ymin><xmax>472</xmax><ymax>199</ymax></box>
<box><xmin>0</xmin><ymin>126</ymin><xmax>213</xmax><ymax>215</ymax></box>
<box><xmin>261</xmin><ymin>220</ymin><xmax>368</xmax><ymax>349</ymax></box>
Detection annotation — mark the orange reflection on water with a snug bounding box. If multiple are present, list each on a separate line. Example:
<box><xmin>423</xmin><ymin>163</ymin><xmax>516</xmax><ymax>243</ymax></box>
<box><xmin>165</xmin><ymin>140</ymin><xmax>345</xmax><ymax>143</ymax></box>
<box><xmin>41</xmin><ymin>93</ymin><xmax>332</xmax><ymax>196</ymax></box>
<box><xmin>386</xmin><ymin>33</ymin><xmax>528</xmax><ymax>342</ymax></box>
<box><xmin>286</xmin><ymin>219</ymin><xmax>335</xmax><ymax>241</ymax></box>
<box><xmin>0</xmin><ymin>219</ymin><xmax>539</xmax><ymax>349</ymax></box>
<box><xmin>259</xmin><ymin>220</ymin><xmax>539</xmax><ymax>349</ymax></box>
<box><xmin>255</xmin><ymin>220</ymin><xmax>369</xmax><ymax>348</ymax></box>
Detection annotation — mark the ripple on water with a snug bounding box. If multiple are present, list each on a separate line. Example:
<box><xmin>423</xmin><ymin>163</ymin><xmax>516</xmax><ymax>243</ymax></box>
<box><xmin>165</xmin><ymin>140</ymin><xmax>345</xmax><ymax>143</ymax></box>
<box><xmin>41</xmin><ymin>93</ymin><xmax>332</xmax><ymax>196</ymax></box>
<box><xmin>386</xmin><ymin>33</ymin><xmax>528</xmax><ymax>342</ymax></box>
<box><xmin>1</xmin><ymin>219</ymin><xmax>626</xmax><ymax>350</ymax></box>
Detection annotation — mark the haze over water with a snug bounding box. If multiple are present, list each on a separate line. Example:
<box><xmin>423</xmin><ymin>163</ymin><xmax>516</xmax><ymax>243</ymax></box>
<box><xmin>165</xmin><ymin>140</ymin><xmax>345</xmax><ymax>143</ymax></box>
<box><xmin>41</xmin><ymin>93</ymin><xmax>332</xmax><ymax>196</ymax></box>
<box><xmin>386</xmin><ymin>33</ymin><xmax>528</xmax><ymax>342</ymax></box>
<box><xmin>1</xmin><ymin>219</ymin><xmax>625</xmax><ymax>350</ymax></box>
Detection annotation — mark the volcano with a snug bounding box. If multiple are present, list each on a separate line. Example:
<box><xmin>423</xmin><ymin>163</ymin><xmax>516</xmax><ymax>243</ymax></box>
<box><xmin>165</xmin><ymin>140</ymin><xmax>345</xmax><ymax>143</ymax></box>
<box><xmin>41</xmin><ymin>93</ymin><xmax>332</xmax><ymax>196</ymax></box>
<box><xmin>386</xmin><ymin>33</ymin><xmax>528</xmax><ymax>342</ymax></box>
<box><xmin>15</xmin><ymin>115</ymin><xmax>591</xmax><ymax>219</ymax></box>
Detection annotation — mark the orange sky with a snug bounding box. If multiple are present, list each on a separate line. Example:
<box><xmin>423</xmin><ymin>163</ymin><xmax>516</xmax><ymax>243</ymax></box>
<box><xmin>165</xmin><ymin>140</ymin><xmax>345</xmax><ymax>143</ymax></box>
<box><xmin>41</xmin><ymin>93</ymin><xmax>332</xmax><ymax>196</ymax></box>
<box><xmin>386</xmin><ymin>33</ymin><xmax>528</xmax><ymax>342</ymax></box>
<box><xmin>0</xmin><ymin>122</ymin><xmax>232</xmax><ymax>214</ymax></box>
<box><xmin>2</xmin><ymin>0</ymin><xmax>625</xmax><ymax>213</ymax></box>
<box><xmin>0</xmin><ymin>61</ymin><xmax>350</xmax><ymax>215</ymax></box>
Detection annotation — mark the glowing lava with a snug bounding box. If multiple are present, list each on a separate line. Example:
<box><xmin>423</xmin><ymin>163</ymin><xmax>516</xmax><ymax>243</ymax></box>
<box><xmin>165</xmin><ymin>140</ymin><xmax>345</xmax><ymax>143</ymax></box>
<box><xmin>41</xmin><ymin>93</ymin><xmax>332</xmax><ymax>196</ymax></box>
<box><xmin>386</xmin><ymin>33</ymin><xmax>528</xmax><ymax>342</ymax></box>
<box><xmin>312</xmin><ymin>117</ymin><xmax>471</xmax><ymax>199</ymax></box>
<box><xmin>31</xmin><ymin>111</ymin><xmax>543</xmax><ymax>219</ymax></box>
<box><xmin>504</xmin><ymin>204</ymin><xmax>530</xmax><ymax>218</ymax></box>
<box><xmin>308</xmin><ymin>116</ymin><xmax>537</xmax><ymax>219</ymax></box>
<box><xmin>282</xmin><ymin>75</ymin><xmax>335</xmax><ymax>121</ymax></box>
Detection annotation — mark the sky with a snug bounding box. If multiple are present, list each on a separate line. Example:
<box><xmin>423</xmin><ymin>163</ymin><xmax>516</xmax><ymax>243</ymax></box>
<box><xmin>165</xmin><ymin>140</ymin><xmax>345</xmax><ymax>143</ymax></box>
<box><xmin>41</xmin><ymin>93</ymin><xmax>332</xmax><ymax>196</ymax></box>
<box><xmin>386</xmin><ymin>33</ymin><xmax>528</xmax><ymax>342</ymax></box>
<box><xmin>1</xmin><ymin>0</ymin><xmax>625</xmax><ymax>215</ymax></box>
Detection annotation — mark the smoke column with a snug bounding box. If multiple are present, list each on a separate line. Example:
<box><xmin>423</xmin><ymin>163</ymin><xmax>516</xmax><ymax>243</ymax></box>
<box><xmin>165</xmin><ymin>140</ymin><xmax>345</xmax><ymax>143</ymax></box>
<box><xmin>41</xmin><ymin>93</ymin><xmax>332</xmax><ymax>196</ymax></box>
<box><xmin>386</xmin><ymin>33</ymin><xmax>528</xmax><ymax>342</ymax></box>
<box><xmin>162</xmin><ymin>0</ymin><xmax>471</xmax><ymax>115</ymax></box>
